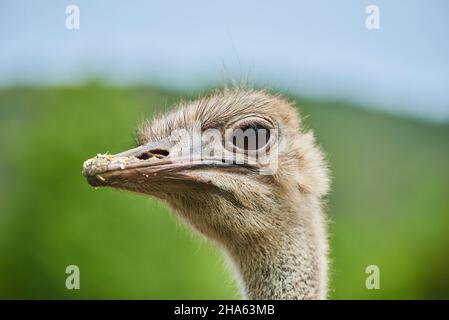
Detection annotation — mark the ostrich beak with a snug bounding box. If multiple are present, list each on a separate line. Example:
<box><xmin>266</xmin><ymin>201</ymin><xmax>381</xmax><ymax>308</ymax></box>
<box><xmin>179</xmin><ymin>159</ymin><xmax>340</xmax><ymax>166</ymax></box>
<box><xmin>82</xmin><ymin>139</ymin><xmax>180</xmax><ymax>188</ymax></box>
<box><xmin>82</xmin><ymin>139</ymin><xmax>258</xmax><ymax>189</ymax></box>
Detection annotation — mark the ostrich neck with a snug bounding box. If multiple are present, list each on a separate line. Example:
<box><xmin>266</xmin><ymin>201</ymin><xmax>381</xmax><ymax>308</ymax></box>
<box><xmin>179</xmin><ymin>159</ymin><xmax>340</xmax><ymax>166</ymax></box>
<box><xmin>226</xmin><ymin>198</ymin><xmax>328</xmax><ymax>300</ymax></box>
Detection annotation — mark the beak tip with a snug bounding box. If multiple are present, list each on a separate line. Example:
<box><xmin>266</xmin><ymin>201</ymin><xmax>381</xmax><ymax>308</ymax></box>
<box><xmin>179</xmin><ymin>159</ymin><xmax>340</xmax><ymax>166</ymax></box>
<box><xmin>82</xmin><ymin>156</ymin><xmax>110</xmax><ymax>187</ymax></box>
<box><xmin>82</xmin><ymin>158</ymin><xmax>96</xmax><ymax>177</ymax></box>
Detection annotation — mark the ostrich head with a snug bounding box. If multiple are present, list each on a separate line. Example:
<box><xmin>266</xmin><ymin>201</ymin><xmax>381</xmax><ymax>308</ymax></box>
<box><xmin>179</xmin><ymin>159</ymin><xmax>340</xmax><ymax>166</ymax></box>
<box><xmin>83</xmin><ymin>88</ymin><xmax>330</xmax><ymax>299</ymax></box>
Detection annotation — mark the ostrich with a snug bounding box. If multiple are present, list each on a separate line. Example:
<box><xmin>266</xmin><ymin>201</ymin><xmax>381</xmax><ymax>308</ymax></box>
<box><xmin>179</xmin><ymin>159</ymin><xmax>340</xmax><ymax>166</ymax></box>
<box><xmin>82</xmin><ymin>88</ymin><xmax>330</xmax><ymax>300</ymax></box>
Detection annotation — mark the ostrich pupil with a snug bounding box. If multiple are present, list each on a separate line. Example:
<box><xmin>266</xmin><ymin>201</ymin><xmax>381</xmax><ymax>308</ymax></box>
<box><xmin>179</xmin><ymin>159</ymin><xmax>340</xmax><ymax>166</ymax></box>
<box><xmin>232</xmin><ymin>124</ymin><xmax>270</xmax><ymax>151</ymax></box>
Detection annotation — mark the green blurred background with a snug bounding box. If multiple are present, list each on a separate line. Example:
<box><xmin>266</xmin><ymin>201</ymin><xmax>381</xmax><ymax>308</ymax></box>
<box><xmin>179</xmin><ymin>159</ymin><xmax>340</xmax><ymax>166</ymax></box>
<box><xmin>1</xmin><ymin>0</ymin><xmax>449</xmax><ymax>299</ymax></box>
<box><xmin>0</xmin><ymin>85</ymin><xmax>448</xmax><ymax>299</ymax></box>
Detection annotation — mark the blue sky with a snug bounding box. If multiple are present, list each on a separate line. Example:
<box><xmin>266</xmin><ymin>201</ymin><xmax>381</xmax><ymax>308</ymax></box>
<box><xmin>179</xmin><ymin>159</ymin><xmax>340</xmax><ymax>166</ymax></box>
<box><xmin>1</xmin><ymin>0</ymin><xmax>448</xmax><ymax>120</ymax></box>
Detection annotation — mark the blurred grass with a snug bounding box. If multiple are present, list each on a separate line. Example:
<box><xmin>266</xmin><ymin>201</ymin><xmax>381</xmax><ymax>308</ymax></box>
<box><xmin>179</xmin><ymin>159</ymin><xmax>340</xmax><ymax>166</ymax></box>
<box><xmin>0</xmin><ymin>85</ymin><xmax>448</xmax><ymax>299</ymax></box>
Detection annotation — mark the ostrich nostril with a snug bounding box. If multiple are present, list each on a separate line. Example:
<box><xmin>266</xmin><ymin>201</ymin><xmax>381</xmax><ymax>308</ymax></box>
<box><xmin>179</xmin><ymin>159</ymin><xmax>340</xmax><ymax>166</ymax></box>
<box><xmin>136</xmin><ymin>152</ymin><xmax>151</xmax><ymax>160</ymax></box>
<box><xmin>137</xmin><ymin>149</ymin><xmax>170</xmax><ymax>160</ymax></box>
<box><xmin>150</xmin><ymin>149</ymin><xmax>169</xmax><ymax>158</ymax></box>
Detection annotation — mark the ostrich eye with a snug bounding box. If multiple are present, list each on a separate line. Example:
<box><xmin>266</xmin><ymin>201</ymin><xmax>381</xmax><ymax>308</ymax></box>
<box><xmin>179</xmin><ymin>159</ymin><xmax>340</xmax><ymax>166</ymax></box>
<box><xmin>231</xmin><ymin>123</ymin><xmax>271</xmax><ymax>151</ymax></box>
